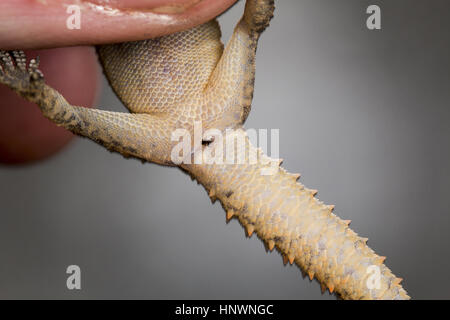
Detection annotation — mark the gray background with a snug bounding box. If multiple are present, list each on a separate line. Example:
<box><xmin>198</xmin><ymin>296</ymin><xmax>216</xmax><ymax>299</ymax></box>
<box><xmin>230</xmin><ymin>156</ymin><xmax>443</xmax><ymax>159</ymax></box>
<box><xmin>1</xmin><ymin>0</ymin><xmax>449</xmax><ymax>299</ymax></box>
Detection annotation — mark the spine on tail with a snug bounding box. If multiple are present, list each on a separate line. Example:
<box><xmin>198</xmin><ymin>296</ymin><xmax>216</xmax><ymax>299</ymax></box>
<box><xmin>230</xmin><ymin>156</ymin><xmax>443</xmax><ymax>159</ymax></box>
<box><xmin>183</xmin><ymin>128</ymin><xmax>409</xmax><ymax>300</ymax></box>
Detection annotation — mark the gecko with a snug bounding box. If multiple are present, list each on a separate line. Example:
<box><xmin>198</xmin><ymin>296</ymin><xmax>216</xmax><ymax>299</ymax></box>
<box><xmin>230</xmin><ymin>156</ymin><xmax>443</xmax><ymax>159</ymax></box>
<box><xmin>0</xmin><ymin>0</ymin><xmax>409</xmax><ymax>299</ymax></box>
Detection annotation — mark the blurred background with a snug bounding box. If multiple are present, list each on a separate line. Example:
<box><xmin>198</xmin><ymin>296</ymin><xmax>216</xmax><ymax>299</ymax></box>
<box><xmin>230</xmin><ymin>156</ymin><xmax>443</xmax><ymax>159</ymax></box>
<box><xmin>1</xmin><ymin>0</ymin><xmax>449</xmax><ymax>299</ymax></box>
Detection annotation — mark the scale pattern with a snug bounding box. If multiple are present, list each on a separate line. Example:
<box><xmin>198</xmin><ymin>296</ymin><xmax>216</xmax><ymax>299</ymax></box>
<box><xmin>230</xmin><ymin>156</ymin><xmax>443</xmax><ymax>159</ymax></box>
<box><xmin>0</xmin><ymin>0</ymin><xmax>409</xmax><ymax>299</ymax></box>
<box><xmin>97</xmin><ymin>20</ymin><xmax>224</xmax><ymax>115</ymax></box>
<box><xmin>183</xmin><ymin>129</ymin><xmax>410</xmax><ymax>299</ymax></box>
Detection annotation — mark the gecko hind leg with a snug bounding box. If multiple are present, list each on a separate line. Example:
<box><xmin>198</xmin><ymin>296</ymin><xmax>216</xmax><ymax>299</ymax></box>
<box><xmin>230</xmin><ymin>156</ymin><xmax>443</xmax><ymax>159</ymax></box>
<box><xmin>0</xmin><ymin>50</ymin><xmax>176</xmax><ymax>165</ymax></box>
<box><xmin>203</xmin><ymin>0</ymin><xmax>275</xmax><ymax>127</ymax></box>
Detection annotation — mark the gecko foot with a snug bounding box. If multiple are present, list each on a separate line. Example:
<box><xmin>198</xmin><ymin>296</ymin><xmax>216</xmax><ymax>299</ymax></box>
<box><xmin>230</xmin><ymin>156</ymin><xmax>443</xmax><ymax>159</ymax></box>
<box><xmin>244</xmin><ymin>0</ymin><xmax>275</xmax><ymax>33</ymax></box>
<box><xmin>0</xmin><ymin>50</ymin><xmax>45</xmax><ymax>97</ymax></box>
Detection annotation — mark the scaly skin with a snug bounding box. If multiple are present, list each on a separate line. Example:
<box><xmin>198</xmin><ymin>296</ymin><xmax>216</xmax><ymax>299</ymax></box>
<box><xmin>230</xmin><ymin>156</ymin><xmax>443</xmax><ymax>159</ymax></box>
<box><xmin>0</xmin><ymin>0</ymin><xmax>409</xmax><ymax>299</ymax></box>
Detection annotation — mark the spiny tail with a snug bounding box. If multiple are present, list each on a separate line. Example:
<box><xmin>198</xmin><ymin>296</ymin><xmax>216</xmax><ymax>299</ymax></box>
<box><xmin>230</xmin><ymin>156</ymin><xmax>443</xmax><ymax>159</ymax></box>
<box><xmin>183</xmin><ymin>128</ymin><xmax>409</xmax><ymax>300</ymax></box>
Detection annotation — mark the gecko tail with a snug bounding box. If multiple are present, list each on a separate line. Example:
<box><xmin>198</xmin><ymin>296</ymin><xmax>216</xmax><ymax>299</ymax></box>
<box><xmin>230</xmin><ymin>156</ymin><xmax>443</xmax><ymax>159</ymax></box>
<box><xmin>183</xmin><ymin>128</ymin><xmax>410</xmax><ymax>300</ymax></box>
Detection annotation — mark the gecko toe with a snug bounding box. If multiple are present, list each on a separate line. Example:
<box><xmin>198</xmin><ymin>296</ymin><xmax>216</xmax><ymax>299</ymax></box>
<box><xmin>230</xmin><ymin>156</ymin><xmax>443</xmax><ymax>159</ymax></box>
<box><xmin>28</xmin><ymin>56</ymin><xmax>44</xmax><ymax>81</ymax></box>
<box><xmin>0</xmin><ymin>50</ymin><xmax>45</xmax><ymax>93</ymax></box>
<box><xmin>11</xmin><ymin>50</ymin><xmax>28</xmax><ymax>72</ymax></box>
<box><xmin>0</xmin><ymin>50</ymin><xmax>15</xmax><ymax>74</ymax></box>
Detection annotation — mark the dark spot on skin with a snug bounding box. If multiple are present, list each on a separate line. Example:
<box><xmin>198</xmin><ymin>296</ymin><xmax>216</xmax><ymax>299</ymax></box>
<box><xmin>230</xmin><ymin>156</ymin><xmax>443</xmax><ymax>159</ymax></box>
<box><xmin>225</xmin><ymin>191</ymin><xmax>234</xmax><ymax>198</ymax></box>
<box><xmin>90</xmin><ymin>129</ymin><xmax>100</xmax><ymax>137</ymax></box>
<box><xmin>202</xmin><ymin>139</ymin><xmax>213</xmax><ymax>146</ymax></box>
<box><xmin>68</xmin><ymin>113</ymin><xmax>76</xmax><ymax>123</ymax></box>
<box><xmin>125</xmin><ymin>146</ymin><xmax>138</xmax><ymax>154</ymax></box>
<box><xmin>50</xmin><ymin>97</ymin><xmax>57</xmax><ymax>108</ymax></box>
<box><xmin>112</xmin><ymin>140</ymin><xmax>120</xmax><ymax>147</ymax></box>
<box><xmin>73</xmin><ymin>123</ymin><xmax>83</xmax><ymax>132</ymax></box>
<box><xmin>273</xmin><ymin>236</ymin><xmax>282</xmax><ymax>242</ymax></box>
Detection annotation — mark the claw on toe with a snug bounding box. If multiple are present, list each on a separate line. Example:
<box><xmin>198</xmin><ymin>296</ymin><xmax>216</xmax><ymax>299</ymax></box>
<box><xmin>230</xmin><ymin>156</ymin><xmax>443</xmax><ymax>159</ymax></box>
<box><xmin>0</xmin><ymin>50</ymin><xmax>45</xmax><ymax>90</ymax></box>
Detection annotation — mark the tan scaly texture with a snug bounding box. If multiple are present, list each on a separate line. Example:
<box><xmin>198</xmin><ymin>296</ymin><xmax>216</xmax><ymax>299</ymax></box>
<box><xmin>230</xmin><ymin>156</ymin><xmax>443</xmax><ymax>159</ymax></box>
<box><xmin>0</xmin><ymin>0</ymin><xmax>409</xmax><ymax>299</ymax></box>
<box><xmin>183</xmin><ymin>129</ymin><xmax>409</xmax><ymax>299</ymax></box>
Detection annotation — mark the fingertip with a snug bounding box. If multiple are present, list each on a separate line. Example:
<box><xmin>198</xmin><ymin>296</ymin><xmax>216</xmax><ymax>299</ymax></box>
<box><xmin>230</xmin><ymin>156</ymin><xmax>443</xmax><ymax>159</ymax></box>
<box><xmin>0</xmin><ymin>0</ymin><xmax>238</xmax><ymax>49</ymax></box>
